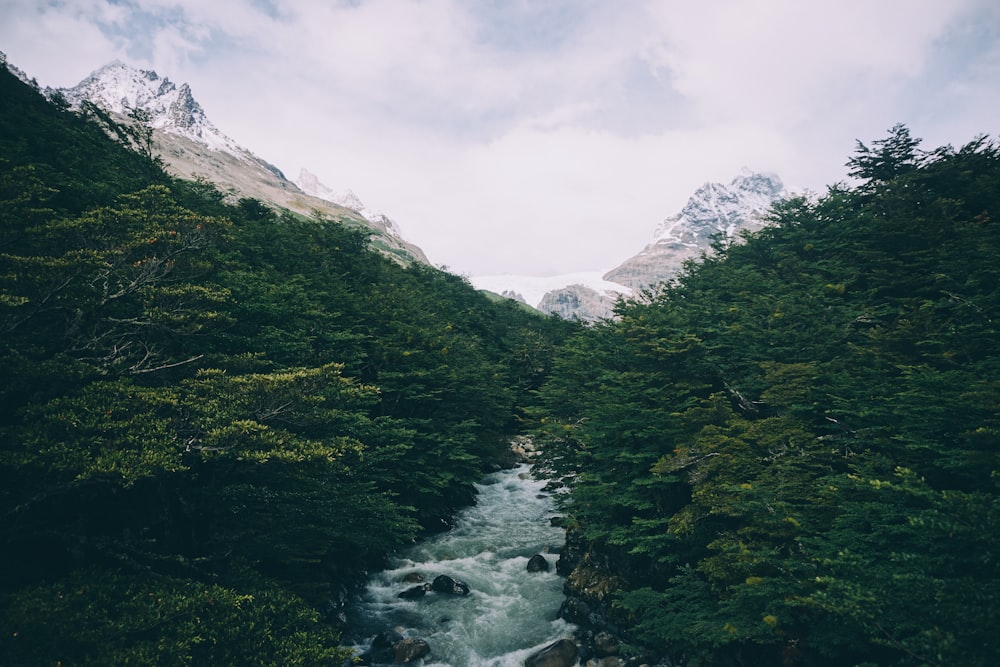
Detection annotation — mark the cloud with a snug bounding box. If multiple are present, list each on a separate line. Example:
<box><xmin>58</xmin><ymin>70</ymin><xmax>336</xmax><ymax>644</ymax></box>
<box><xmin>641</xmin><ymin>0</ymin><xmax>980</xmax><ymax>122</ymax></box>
<box><xmin>0</xmin><ymin>0</ymin><xmax>126</xmax><ymax>85</ymax></box>
<box><xmin>2</xmin><ymin>0</ymin><xmax>998</xmax><ymax>275</ymax></box>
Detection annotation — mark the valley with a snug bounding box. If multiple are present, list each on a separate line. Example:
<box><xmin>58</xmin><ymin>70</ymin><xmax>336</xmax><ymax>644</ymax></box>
<box><xmin>2</xmin><ymin>51</ymin><xmax>999</xmax><ymax>667</ymax></box>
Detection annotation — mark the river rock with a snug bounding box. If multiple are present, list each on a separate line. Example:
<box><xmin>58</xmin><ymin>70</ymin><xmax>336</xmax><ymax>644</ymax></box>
<box><xmin>526</xmin><ymin>554</ymin><xmax>550</xmax><ymax>573</ymax></box>
<box><xmin>397</xmin><ymin>584</ymin><xmax>429</xmax><ymax>599</ymax></box>
<box><xmin>365</xmin><ymin>629</ymin><xmax>405</xmax><ymax>663</ymax></box>
<box><xmin>402</xmin><ymin>572</ymin><xmax>425</xmax><ymax>583</ymax></box>
<box><xmin>509</xmin><ymin>436</ymin><xmax>537</xmax><ymax>462</ymax></box>
<box><xmin>431</xmin><ymin>574</ymin><xmax>471</xmax><ymax>595</ymax></box>
<box><xmin>525</xmin><ymin>638</ymin><xmax>578</xmax><ymax>667</ymax></box>
<box><xmin>586</xmin><ymin>658</ymin><xmax>624</xmax><ymax>667</ymax></box>
<box><xmin>558</xmin><ymin>596</ymin><xmax>593</xmax><ymax>626</ymax></box>
<box><xmin>593</xmin><ymin>631</ymin><xmax>618</xmax><ymax>657</ymax></box>
<box><xmin>393</xmin><ymin>637</ymin><xmax>431</xmax><ymax>663</ymax></box>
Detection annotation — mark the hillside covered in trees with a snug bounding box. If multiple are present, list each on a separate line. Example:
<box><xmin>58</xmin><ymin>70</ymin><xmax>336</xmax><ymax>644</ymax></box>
<box><xmin>0</xmin><ymin>64</ymin><xmax>576</xmax><ymax>664</ymax></box>
<box><xmin>536</xmin><ymin>125</ymin><xmax>1000</xmax><ymax>666</ymax></box>
<box><xmin>3</xmin><ymin>53</ymin><xmax>998</xmax><ymax>667</ymax></box>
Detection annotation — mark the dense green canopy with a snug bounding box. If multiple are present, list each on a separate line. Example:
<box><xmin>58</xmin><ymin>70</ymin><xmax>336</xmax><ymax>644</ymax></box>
<box><xmin>0</xmin><ymin>65</ymin><xmax>575</xmax><ymax>664</ymax></box>
<box><xmin>535</xmin><ymin>124</ymin><xmax>1000</xmax><ymax>666</ymax></box>
<box><xmin>4</xmin><ymin>58</ymin><xmax>997</xmax><ymax>666</ymax></box>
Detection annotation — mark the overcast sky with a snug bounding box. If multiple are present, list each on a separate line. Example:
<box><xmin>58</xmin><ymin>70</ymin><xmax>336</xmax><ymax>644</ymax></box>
<box><xmin>2</xmin><ymin>0</ymin><xmax>999</xmax><ymax>277</ymax></box>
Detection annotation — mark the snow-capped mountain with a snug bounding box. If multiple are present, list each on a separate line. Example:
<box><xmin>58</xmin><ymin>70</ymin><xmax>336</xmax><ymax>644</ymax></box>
<box><xmin>652</xmin><ymin>170</ymin><xmax>784</xmax><ymax>246</ymax></box>
<box><xmin>0</xmin><ymin>51</ymin><xmax>36</xmax><ymax>88</ymax></box>
<box><xmin>603</xmin><ymin>170</ymin><xmax>786</xmax><ymax>291</ymax></box>
<box><xmin>294</xmin><ymin>169</ymin><xmax>405</xmax><ymax>240</ymax></box>
<box><xmin>473</xmin><ymin>272</ymin><xmax>630</xmax><ymax>313</ymax></box>
<box><xmin>54</xmin><ymin>61</ymin><xmax>427</xmax><ymax>265</ymax></box>
<box><xmin>59</xmin><ymin>62</ymin><xmax>245</xmax><ymax>158</ymax></box>
<box><xmin>473</xmin><ymin>170</ymin><xmax>786</xmax><ymax>321</ymax></box>
<box><xmin>296</xmin><ymin>168</ymin><xmax>364</xmax><ymax>210</ymax></box>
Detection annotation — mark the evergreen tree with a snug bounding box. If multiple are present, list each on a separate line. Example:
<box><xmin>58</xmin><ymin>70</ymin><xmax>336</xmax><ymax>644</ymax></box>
<box><xmin>537</xmin><ymin>126</ymin><xmax>1000</xmax><ymax>666</ymax></box>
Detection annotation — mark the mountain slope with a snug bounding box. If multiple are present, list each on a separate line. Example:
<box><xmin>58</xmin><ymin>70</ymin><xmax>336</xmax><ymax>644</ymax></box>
<box><xmin>294</xmin><ymin>168</ymin><xmax>414</xmax><ymax>247</ymax></box>
<box><xmin>536</xmin><ymin>128</ymin><xmax>1000</xmax><ymax>665</ymax></box>
<box><xmin>55</xmin><ymin>62</ymin><xmax>428</xmax><ymax>265</ymax></box>
<box><xmin>603</xmin><ymin>170</ymin><xmax>785</xmax><ymax>290</ymax></box>
<box><xmin>475</xmin><ymin>170</ymin><xmax>786</xmax><ymax>322</ymax></box>
<box><xmin>0</xmin><ymin>58</ymin><xmax>576</xmax><ymax>664</ymax></box>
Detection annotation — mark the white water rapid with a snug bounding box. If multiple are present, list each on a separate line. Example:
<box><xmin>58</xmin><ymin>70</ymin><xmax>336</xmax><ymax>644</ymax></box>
<box><xmin>349</xmin><ymin>464</ymin><xmax>576</xmax><ymax>666</ymax></box>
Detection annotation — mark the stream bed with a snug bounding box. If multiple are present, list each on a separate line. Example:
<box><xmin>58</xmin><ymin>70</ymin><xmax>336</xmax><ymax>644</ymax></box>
<box><xmin>347</xmin><ymin>464</ymin><xmax>575</xmax><ymax>666</ymax></box>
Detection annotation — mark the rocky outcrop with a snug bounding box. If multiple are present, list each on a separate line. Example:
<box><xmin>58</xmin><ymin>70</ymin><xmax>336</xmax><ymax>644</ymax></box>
<box><xmin>537</xmin><ymin>284</ymin><xmax>617</xmax><ymax>322</ymax></box>
<box><xmin>557</xmin><ymin>527</ymin><xmax>641</xmax><ymax>665</ymax></box>
<box><xmin>585</xmin><ymin>657</ymin><xmax>625</xmax><ymax>667</ymax></box>
<box><xmin>592</xmin><ymin>631</ymin><xmax>619</xmax><ymax>658</ymax></box>
<box><xmin>362</xmin><ymin>631</ymin><xmax>431</xmax><ymax>665</ymax></box>
<box><xmin>393</xmin><ymin>638</ymin><xmax>431</xmax><ymax>663</ymax></box>
<box><xmin>509</xmin><ymin>436</ymin><xmax>540</xmax><ymax>464</ymax></box>
<box><xmin>604</xmin><ymin>171</ymin><xmax>785</xmax><ymax>292</ymax></box>
<box><xmin>527</xmin><ymin>554</ymin><xmax>551</xmax><ymax>573</ymax></box>
<box><xmin>397</xmin><ymin>584</ymin><xmax>429</xmax><ymax>599</ymax></box>
<box><xmin>601</xmin><ymin>242</ymin><xmax>702</xmax><ymax>292</ymax></box>
<box><xmin>431</xmin><ymin>574</ymin><xmax>471</xmax><ymax>595</ymax></box>
<box><xmin>524</xmin><ymin>638</ymin><xmax>578</xmax><ymax>667</ymax></box>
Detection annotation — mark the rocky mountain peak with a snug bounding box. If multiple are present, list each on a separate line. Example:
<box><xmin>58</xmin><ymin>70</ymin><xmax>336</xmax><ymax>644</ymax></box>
<box><xmin>1</xmin><ymin>50</ymin><xmax>38</xmax><ymax>88</ymax></box>
<box><xmin>475</xmin><ymin>169</ymin><xmax>786</xmax><ymax>321</ymax></box>
<box><xmin>19</xmin><ymin>56</ymin><xmax>428</xmax><ymax>267</ymax></box>
<box><xmin>604</xmin><ymin>170</ymin><xmax>785</xmax><ymax>292</ymax></box>
<box><xmin>296</xmin><ymin>169</ymin><xmax>365</xmax><ymax>210</ymax></box>
<box><xmin>294</xmin><ymin>169</ymin><xmax>404</xmax><ymax>239</ymax></box>
<box><xmin>652</xmin><ymin>170</ymin><xmax>784</xmax><ymax>245</ymax></box>
<box><xmin>57</xmin><ymin>61</ymin><xmax>244</xmax><ymax>156</ymax></box>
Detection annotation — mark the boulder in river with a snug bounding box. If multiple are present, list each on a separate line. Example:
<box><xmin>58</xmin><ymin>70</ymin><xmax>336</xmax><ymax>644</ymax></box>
<box><xmin>364</xmin><ymin>631</ymin><xmax>431</xmax><ymax>665</ymax></box>
<box><xmin>364</xmin><ymin>629</ymin><xmax>405</xmax><ymax>663</ymax></box>
<box><xmin>397</xmin><ymin>584</ymin><xmax>429</xmax><ymax>599</ymax></box>
<box><xmin>593</xmin><ymin>631</ymin><xmax>618</xmax><ymax>657</ymax></box>
<box><xmin>431</xmin><ymin>574</ymin><xmax>471</xmax><ymax>595</ymax></box>
<box><xmin>585</xmin><ymin>658</ymin><xmax>625</xmax><ymax>667</ymax></box>
<box><xmin>393</xmin><ymin>637</ymin><xmax>431</xmax><ymax>663</ymax></box>
<box><xmin>525</xmin><ymin>638</ymin><xmax>578</xmax><ymax>667</ymax></box>
<box><xmin>526</xmin><ymin>554</ymin><xmax>550</xmax><ymax>573</ymax></box>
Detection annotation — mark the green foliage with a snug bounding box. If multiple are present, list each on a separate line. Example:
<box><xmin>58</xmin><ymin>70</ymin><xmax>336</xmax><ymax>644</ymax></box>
<box><xmin>0</xmin><ymin>61</ymin><xmax>574</xmax><ymax>662</ymax></box>
<box><xmin>0</xmin><ymin>570</ymin><xmax>350</xmax><ymax>665</ymax></box>
<box><xmin>848</xmin><ymin>123</ymin><xmax>924</xmax><ymax>186</ymax></box>
<box><xmin>537</xmin><ymin>127</ymin><xmax>1000</xmax><ymax>665</ymax></box>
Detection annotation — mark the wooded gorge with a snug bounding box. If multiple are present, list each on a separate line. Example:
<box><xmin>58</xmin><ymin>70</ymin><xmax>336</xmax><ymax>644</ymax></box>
<box><xmin>0</xmin><ymin>66</ymin><xmax>576</xmax><ymax>664</ymax></box>
<box><xmin>536</xmin><ymin>125</ymin><xmax>1000</xmax><ymax>665</ymax></box>
<box><xmin>1</xmin><ymin>59</ymin><xmax>998</xmax><ymax>667</ymax></box>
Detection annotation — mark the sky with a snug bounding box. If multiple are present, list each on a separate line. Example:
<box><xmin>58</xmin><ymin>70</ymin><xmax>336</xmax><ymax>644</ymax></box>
<box><xmin>2</xmin><ymin>0</ymin><xmax>999</xmax><ymax>278</ymax></box>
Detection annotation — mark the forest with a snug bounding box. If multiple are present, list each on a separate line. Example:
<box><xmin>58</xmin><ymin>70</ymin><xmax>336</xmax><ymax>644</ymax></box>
<box><xmin>536</xmin><ymin>125</ymin><xmax>1000</xmax><ymax>665</ymax></box>
<box><xmin>0</xmin><ymin>65</ymin><xmax>575</xmax><ymax>664</ymax></box>
<box><xmin>2</xmin><ymin>56</ymin><xmax>998</xmax><ymax>667</ymax></box>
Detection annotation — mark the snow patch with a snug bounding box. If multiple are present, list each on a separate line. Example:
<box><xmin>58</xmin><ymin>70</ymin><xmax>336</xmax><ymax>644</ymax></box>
<box><xmin>57</xmin><ymin>61</ymin><xmax>248</xmax><ymax>160</ymax></box>
<box><xmin>471</xmin><ymin>272</ymin><xmax>631</xmax><ymax>309</ymax></box>
<box><xmin>295</xmin><ymin>168</ymin><xmax>405</xmax><ymax>238</ymax></box>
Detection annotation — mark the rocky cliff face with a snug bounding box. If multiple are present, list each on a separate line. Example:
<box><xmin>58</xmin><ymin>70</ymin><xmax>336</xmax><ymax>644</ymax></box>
<box><xmin>55</xmin><ymin>62</ymin><xmax>428</xmax><ymax>265</ymax></box>
<box><xmin>537</xmin><ymin>285</ymin><xmax>618</xmax><ymax>321</ymax></box>
<box><xmin>59</xmin><ymin>62</ymin><xmax>247</xmax><ymax>157</ymax></box>
<box><xmin>511</xmin><ymin>171</ymin><xmax>786</xmax><ymax>321</ymax></box>
<box><xmin>294</xmin><ymin>169</ymin><xmax>414</xmax><ymax>247</ymax></box>
<box><xmin>603</xmin><ymin>170</ymin><xmax>785</xmax><ymax>290</ymax></box>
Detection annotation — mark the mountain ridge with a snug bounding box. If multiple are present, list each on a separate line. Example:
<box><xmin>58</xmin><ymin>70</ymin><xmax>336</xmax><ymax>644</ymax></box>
<box><xmin>472</xmin><ymin>170</ymin><xmax>787</xmax><ymax>321</ymax></box>
<box><xmin>28</xmin><ymin>55</ymin><xmax>784</xmax><ymax>309</ymax></box>
<box><xmin>51</xmin><ymin>60</ymin><xmax>428</xmax><ymax>265</ymax></box>
<box><xmin>603</xmin><ymin>169</ymin><xmax>785</xmax><ymax>291</ymax></box>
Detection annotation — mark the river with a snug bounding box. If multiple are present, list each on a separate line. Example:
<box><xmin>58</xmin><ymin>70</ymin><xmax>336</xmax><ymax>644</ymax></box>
<box><xmin>347</xmin><ymin>463</ymin><xmax>576</xmax><ymax>666</ymax></box>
